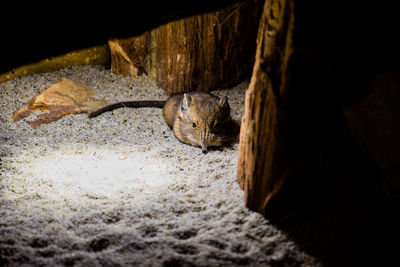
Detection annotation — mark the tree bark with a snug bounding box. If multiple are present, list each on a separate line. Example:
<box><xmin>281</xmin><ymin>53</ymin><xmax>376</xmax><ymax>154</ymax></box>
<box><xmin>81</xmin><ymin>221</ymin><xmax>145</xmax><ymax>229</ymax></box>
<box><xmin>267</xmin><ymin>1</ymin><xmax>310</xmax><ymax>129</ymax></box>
<box><xmin>155</xmin><ymin>1</ymin><xmax>261</xmax><ymax>94</ymax></box>
<box><xmin>237</xmin><ymin>0</ymin><xmax>295</xmax><ymax>220</ymax></box>
<box><xmin>108</xmin><ymin>1</ymin><xmax>262</xmax><ymax>95</ymax></box>
<box><xmin>108</xmin><ymin>34</ymin><xmax>148</xmax><ymax>77</ymax></box>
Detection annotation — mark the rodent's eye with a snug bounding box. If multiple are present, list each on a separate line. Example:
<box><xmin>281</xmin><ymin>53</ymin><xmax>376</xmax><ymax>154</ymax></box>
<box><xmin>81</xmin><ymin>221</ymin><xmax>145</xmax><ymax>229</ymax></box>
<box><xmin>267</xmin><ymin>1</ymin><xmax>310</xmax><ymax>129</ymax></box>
<box><xmin>192</xmin><ymin>122</ymin><xmax>197</xmax><ymax>128</ymax></box>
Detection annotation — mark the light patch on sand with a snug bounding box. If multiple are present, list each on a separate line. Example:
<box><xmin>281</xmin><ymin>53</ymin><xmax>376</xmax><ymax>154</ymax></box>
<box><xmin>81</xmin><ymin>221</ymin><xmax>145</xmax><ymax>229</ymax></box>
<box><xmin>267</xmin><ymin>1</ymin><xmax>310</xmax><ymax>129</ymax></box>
<box><xmin>23</xmin><ymin>145</ymin><xmax>174</xmax><ymax>202</ymax></box>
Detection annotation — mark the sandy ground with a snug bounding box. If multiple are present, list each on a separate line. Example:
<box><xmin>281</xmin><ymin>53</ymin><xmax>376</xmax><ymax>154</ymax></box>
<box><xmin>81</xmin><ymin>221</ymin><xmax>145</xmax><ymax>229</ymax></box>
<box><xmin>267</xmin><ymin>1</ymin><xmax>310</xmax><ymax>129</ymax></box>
<box><xmin>0</xmin><ymin>66</ymin><xmax>320</xmax><ymax>266</ymax></box>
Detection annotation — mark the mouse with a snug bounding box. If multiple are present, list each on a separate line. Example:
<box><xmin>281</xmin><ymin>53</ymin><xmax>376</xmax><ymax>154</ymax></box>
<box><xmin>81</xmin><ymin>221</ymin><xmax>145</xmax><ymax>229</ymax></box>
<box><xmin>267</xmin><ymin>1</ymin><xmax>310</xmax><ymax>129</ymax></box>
<box><xmin>89</xmin><ymin>91</ymin><xmax>238</xmax><ymax>153</ymax></box>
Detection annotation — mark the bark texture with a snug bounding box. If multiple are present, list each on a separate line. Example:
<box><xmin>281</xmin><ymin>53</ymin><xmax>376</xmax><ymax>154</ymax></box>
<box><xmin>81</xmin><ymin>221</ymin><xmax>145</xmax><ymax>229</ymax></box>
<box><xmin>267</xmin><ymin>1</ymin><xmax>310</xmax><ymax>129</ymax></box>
<box><xmin>109</xmin><ymin>35</ymin><xmax>148</xmax><ymax>77</ymax></box>
<box><xmin>237</xmin><ymin>0</ymin><xmax>296</xmax><ymax>219</ymax></box>
<box><xmin>108</xmin><ymin>1</ymin><xmax>262</xmax><ymax>95</ymax></box>
<box><xmin>155</xmin><ymin>1</ymin><xmax>261</xmax><ymax>94</ymax></box>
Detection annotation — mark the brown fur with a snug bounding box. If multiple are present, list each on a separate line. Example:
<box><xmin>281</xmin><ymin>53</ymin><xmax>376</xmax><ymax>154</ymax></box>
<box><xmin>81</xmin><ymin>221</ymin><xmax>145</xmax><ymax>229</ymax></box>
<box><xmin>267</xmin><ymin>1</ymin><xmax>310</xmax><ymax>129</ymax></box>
<box><xmin>166</xmin><ymin>92</ymin><xmax>235</xmax><ymax>153</ymax></box>
<box><xmin>90</xmin><ymin>91</ymin><xmax>237</xmax><ymax>153</ymax></box>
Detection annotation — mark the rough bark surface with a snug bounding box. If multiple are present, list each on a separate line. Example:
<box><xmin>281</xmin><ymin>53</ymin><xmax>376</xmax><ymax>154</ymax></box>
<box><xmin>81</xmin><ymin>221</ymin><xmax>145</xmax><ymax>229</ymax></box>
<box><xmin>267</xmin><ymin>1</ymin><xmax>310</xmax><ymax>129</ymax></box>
<box><xmin>108</xmin><ymin>34</ymin><xmax>149</xmax><ymax>77</ymax></box>
<box><xmin>108</xmin><ymin>1</ymin><xmax>261</xmax><ymax>95</ymax></box>
<box><xmin>237</xmin><ymin>0</ymin><xmax>295</xmax><ymax>219</ymax></box>
<box><xmin>155</xmin><ymin>1</ymin><xmax>261</xmax><ymax>94</ymax></box>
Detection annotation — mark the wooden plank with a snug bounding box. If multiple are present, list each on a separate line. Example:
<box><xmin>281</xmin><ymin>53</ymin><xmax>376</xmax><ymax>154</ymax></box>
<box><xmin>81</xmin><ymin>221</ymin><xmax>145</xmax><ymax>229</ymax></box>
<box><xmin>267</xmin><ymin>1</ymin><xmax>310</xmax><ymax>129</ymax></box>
<box><xmin>237</xmin><ymin>0</ymin><xmax>295</xmax><ymax>219</ymax></box>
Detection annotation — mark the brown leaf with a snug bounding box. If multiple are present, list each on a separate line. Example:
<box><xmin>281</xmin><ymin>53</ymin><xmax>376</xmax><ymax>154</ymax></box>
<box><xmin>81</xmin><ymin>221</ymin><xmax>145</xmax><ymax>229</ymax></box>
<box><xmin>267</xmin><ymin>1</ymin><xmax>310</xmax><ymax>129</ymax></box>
<box><xmin>12</xmin><ymin>78</ymin><xmax>107</xmax><ymax>128</ymax></box>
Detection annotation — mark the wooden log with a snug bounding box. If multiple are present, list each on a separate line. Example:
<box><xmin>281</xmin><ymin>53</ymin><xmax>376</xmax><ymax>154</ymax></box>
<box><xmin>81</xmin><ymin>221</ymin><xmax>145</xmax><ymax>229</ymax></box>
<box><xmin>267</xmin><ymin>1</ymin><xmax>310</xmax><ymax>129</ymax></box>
<box><xmin>108</xmin><ymin>33</ymin><xmax>149</xmax><ymax>77</ymax></box>
<box><xmin>155</xmin><ymin>1</ymin><xmax>261</xmax><ymax>94</ymax></box>
<box><xmin>237</xmin><ymin>0</ymin><xmax>295</xmax><ymax>220</ymax></box>
<box><xmin>108</xmin><ymin>1</ymin><xmax>262</xmax><ymax>95</ymax></box>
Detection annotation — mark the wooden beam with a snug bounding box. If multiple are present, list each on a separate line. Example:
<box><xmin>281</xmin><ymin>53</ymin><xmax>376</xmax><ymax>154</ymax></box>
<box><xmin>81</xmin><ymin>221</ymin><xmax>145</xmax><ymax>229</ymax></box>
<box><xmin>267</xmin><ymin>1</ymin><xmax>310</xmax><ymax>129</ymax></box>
<box><xmin>107</xmin><ymin>1</ymin><xmax>262</xmax><ymax>94</ymax></box>
<box><xmin>237</xmin><ymin>0</ymin><xmax>295</xmax><ymax>219</ymax></box>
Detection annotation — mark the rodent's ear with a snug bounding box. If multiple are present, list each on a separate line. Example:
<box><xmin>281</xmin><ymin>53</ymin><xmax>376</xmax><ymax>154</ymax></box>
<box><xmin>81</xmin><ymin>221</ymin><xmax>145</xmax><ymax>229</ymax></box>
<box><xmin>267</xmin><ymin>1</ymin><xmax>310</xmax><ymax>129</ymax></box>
<box><xmin>181</xmin><ymin>94</ymin><xmax>193</xmax><ymax>112</ymax></box>
<box><xmin>219</xmin><ymin>96</ymin><xmax>230</xmax><ymax>109</ymax></box>
<box><xmin>181</xmin><ymin>93</ymin><xmax>193</xmax><ymax>114</ymax></box>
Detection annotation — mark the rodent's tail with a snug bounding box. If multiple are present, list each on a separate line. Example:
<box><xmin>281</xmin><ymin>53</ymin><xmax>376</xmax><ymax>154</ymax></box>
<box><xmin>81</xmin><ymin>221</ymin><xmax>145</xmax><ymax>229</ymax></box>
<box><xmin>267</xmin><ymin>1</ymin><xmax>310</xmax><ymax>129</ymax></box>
<box><xmin>88</xmin><ymin>100</ymin><xmax>166</xmax><ymax>118</ymax></box>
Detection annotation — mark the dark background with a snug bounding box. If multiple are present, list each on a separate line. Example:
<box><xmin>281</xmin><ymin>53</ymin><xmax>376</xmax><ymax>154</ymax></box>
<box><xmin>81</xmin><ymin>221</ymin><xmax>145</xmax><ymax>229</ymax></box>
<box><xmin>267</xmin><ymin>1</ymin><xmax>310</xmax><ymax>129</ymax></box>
<box><xmin>0</xmin><ymin>1</ymin><xmax>242</xmax><ymax>74</ymax></box>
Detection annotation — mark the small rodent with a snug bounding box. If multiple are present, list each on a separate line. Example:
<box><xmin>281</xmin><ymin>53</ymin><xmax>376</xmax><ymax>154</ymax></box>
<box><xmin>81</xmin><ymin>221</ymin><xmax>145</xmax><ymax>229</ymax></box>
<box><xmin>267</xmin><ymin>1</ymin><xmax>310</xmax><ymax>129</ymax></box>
<box><xmin>89</xmin><ymin>91</ymin><xmax>238</xmax><ymax>153</ymax></box>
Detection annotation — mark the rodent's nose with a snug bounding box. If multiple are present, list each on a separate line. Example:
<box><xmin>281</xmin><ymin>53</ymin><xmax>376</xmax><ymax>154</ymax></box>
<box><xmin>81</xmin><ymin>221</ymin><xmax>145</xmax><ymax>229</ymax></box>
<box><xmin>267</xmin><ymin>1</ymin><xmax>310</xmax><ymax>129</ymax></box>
<box><xmin>201</xmin><ymin>142</ymin><xmax>207</xmax><ymax>153</ymax></box>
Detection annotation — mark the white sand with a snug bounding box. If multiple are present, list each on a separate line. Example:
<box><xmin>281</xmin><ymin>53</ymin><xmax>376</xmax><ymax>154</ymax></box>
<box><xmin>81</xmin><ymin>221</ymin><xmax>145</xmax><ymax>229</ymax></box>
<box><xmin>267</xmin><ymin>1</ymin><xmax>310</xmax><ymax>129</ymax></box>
<box><xmin>0</xmin><ymin>66</ymin><xmax>320</xmax><ymax>266</ymax></box>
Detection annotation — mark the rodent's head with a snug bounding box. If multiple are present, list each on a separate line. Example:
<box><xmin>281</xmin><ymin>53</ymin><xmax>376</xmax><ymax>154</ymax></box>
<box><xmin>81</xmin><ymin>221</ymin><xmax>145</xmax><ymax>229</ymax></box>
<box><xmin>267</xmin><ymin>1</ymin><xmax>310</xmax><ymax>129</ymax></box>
<box><xmin>177</xmin><ymin>93</ymin><xmax>232</xmax><ymax>153</ymax></box>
